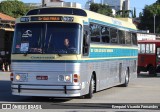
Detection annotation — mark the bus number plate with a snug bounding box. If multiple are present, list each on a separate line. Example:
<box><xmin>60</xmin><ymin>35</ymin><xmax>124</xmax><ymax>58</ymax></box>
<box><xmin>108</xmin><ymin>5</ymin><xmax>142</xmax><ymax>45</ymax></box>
<box><xmin>36</xmin><ymin>76</ymin><xmax>48</xmax><ymax>80</ymax></box>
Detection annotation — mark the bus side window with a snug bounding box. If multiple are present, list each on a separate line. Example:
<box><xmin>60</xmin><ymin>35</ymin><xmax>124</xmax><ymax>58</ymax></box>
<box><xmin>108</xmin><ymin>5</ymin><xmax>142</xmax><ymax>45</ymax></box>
<box><xmin>125</xmin><ymin>31</ymin><xmax>131</xmax><ymax>45</ymax></box>
<box><xmin>90</xmin><ymin>24</ymin><xmax>101</xmax><ymax>42</ymax></box>
<box><xmin>83</xmin><ymin>31</ymin><xmax>89</xmax><ymax>56</ymax></box>
<box><xmin>110</xmin><ymin>28</ymin><xmax>118</xmax><ymax>44</ymax></box>
<box><xmin>140</xmin><ymin>44</ymin><xmax>145</xmax><ymax>53</ymax></box>
<box><xmin>101</xmin><ymin>26</ymin><xmax>110</xmax><ymax>43</ymax></box>
<box><xmin>118</xmin><ymin>30</ymin><xmax>125</xmax><ymax>44</ymax></box>
<box><xmin>132</xmin><ymin>33</ymin><xmax>137</xmax><ymax>45</ymax></box>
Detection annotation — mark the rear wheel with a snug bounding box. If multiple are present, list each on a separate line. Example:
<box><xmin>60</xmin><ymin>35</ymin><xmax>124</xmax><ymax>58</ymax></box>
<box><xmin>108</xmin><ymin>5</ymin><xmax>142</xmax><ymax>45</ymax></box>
<box><xmin>149</xmin><ymin>66</ymin><xmax>156</xmax><ymax>77</ymax></box>
<box><xmin>85</xmin><ymin>75</ymin><xmax>95</xmax><ymax>99</ymax></box>
<box><xmin>121</xmin><ymin>69</ymin><xmax>129</xmax><ymax>87</ymax></box>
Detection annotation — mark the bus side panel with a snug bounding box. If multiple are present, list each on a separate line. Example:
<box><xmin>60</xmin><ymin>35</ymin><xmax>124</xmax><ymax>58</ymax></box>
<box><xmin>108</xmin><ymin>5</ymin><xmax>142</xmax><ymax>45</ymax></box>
<box><xmin>138</xmin><ymin>54</ymin><xmax>156</xmax><ymax>72</ymax></box>
<box><xmin>88</xmin><ymin>59</ymin><xmax>137</xmax><ymax>91</ymax></box>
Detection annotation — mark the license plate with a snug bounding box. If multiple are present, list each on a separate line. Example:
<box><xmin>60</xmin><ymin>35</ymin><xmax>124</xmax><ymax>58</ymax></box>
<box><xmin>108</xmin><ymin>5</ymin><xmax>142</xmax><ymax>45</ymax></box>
<box><xmin>36</xmin><ymin>76</ymin><xmax>48</xmax><ymax>80</ymax></box>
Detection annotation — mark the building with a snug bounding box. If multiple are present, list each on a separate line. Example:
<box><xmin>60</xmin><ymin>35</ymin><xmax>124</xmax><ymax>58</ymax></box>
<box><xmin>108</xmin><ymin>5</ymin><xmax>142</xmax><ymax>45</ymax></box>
<box><xmin>0</xmin><ymin>13</ymin><xmax>15</xmax><ymax>28</ymax></box>
<box><xmin>42</xmin><ymin>0</ymin><xmax>63</xmax><ymax>4</ymax></box>
<box><xmin>42</xmin><ymin>0</ymin><xmax>81</xmax><ymax>8</ymax></box>
<box><xmin>103</xmin><ymin>0</ymin><xmax>130</xmax><ymax>11</ymax></box>
<box><xmin>25</xmin><ymin>3</ymin><xmax>41</xmax><ymax>7</ymax></box>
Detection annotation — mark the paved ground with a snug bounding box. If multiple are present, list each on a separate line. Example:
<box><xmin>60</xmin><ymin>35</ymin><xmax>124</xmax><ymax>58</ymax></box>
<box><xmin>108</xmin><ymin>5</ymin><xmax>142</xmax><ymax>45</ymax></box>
<box><xmin>0</xmin><ymin>72</ymin><xmax>160</xmax><ymax>111</ymax></box>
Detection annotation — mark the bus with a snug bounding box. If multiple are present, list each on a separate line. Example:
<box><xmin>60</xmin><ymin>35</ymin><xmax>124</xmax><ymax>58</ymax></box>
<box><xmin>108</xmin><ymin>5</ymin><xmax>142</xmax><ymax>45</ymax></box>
<box><xmin>138</xmin><ymin>40</ymin><xmax>160</xmax><ymax>76</ymax></box>
<box><xmin>11</xmin><ymin>6</ymin><xmax>138</xmax><ymax>98</ymax></box>
<box><xmin>0</xmin><ymin>25</ymin><xmax>14</xmax><ymax>71</ymax></box>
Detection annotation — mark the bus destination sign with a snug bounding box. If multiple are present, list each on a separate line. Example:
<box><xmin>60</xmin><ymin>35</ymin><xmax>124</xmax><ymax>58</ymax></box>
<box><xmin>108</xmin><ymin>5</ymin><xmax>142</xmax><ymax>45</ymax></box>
<box><xmin>30</xmin><ymin>16</ymin><xmax>74</xmax><ymax>22</ymax></box>
<box><xmin>31</xmin><ymin>16</ymin><xmax>62</xmax><ymax>21</ymax></box>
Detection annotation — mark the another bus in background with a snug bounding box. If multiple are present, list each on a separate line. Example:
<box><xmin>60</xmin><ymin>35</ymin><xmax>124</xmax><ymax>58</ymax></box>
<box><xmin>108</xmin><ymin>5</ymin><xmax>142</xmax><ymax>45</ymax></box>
<box><xmin>138</xmin><ymin>40</ymin><xmax>160</xmax><ymax>76</ymax></box>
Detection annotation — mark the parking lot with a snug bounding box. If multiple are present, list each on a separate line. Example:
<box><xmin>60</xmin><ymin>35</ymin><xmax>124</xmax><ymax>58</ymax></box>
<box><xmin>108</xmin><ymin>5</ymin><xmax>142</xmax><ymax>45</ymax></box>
<box><xmin>0</xmin><ymin>72</ymin><xmax>160</xmax><ymax>110</ymax></box>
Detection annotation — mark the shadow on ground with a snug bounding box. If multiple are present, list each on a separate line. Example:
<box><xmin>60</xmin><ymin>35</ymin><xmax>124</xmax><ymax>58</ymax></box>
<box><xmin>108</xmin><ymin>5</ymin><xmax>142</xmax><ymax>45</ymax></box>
<box><xmin>0</xmin><ymin>81</ymin><xmax>72</xmax><ymax>103</ymax></box>
<box><xmin>137</xmin><ymin>72</ymin><xmax>160</xmax><ymax>78</ymax></box>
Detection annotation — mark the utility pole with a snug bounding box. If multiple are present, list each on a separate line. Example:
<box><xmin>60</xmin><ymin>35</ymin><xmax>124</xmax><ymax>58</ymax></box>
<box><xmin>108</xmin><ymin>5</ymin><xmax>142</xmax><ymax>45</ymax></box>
<box><xmin>42</xmin><ymin>0</ymin><xmax>45</xmax><ymax>7</ymax></box>
<box><xmin>154</xmin><ymin>14</ymin><xmax>156</xmax><ymax>34</ymax></box>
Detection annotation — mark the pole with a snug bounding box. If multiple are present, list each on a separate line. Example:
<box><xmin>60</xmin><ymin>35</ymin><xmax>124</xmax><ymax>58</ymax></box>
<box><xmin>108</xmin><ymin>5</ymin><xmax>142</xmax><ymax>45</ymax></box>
<box><xmin>154</xmin><ymin>14</ymin><xmax>156</xmax><ymax>34</ymax></box>
<box><xmin>42</xmin><ymin>0</ymin><xmax>45</xmax><ymax>7</ymax></box>
<box><xmin>101</xmin><ymin>0</ymin><xmax>103</xmax><ymax>5</ymax></box>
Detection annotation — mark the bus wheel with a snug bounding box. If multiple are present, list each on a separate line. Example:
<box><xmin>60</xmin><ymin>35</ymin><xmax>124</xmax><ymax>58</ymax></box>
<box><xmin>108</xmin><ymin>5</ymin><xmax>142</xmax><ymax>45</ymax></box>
<box><xmin>85</xmin><ymin>75</ymin><xmax>95</xmax><ymax>99</ymax></box>
<box><xmin>149</xmin><ymin>66</ymin><xmax>156</xmax><ymax>77</ymax></box>
<box><xmin>121</xmin><ymin>69</ymin><xmax>129</xmax><ymax>87</ymax></box>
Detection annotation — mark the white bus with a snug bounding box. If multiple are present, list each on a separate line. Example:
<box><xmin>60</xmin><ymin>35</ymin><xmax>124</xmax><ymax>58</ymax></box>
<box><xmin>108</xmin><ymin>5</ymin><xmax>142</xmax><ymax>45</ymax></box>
<box><xmin>11</xmin><ymin>6</ymin><xmax>138</xmax><ymax>98</ymax></box>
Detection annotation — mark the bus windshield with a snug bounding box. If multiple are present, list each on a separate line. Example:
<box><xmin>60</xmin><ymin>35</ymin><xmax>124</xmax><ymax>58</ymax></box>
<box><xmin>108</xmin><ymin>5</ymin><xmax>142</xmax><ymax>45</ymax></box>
<box><xmin>12</xmin><ymin>23</ymin><xmax>81</xmax><ymax>54</ymax></box>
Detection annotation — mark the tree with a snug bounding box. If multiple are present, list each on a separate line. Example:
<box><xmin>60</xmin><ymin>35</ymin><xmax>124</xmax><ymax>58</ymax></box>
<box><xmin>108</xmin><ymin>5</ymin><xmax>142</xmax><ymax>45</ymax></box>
<box><xmin>138</xmin><ymin>2</ymin><xmax>160</xmax><ymax>33</ymax></box>
<box><xmin>116</xmin><ymin>1</ymin><xmax>132</xmax><ymax>18</ymax></box>
<box><xmin>90</xmin><ymin>3</ymin><xmax>113</xmax><ymax>16</ymax></box>
<box><xmin>139</xmin><ymin>12</ymin><xmax>142</xmax><ymax>18</ymax></box>
<box><xmin>133</xmin><ymin>7</ymin><xmax>136</xmax><ymax>18</ymax></box>
<box><xmin>156</xmin><ymin>0</ymin><xmax>160</xmax><ymax>4</ymax></box>
<box><xmin>0</xmin><ymin>0</ymin><xmax>33</xmax><ymax>18</ymax></box>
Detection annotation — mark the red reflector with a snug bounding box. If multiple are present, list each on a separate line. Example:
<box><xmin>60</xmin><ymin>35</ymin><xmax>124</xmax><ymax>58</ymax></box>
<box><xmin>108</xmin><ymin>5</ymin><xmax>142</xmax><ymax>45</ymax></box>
<box><xmin>74</xmin><ymin>79</ymin><xmax>78</xmax><ymax>82</ymax></box>
<box><xmin>10</xmin><ymin>73</ymin><xmax>14</xmax><ymax>81</ymax></box>
<box><xmin>36</xmin><ymin>76</ymin><xmax>48</xmax><ymax>80</ymax></box>
<box><xmin>74</xmin><ymin>74</ymin><xmax>78</xmax><ymax>78</ymax></box>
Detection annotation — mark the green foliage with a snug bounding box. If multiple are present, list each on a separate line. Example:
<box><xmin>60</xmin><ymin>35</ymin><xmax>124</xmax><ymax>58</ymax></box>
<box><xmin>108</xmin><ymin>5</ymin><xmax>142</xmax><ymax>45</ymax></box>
<box><xmin>139</xmin><ymin>12</ymin><xmax>142</xmax><ymax>18</ymax></box>
<box><xmin>156</xmin><ymin>0</ymin><xmax>160</xmax><ymax>4</ymax></box>
<box><xmin>116</xmin><ymin>10</ymin><xmax>132</xmax><ymax>18</ymax></box>
<box><xmin>90</xmin><ymin>3</ymin><xmax>113</xmax><ymax>16</ymax></box>
<box><xmin>138</xmin><ymin>2</ymin><xmax>160</xmax><ymax>33</ymax></box>
<box><xmin>133</xmin><ymin>7</ymin><xmax>136</xmax><ymax>18</ymax></box>
<box><xmin>116</xmin><ymin>1</ymin><xmax>132</xmax><ymax>18</ymax></box>
<box><xmin>0</xmin><ymin>0</ymin><xmax>35</xmax><ymax>18</ymax></box>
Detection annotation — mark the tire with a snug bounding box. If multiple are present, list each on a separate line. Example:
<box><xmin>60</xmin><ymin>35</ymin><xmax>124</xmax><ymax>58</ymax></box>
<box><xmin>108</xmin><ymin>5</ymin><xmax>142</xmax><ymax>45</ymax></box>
<box><xmin>137</xmin><ymin>67</ymin><xmax>140</xmax><ymax>74</ymax></box>
<box><xmin>85</xmin><ymin>75</ymin><xmax>95</xmax><ymax>99</ymax></box>
<box><xmin>121</xmin><ymin>69</ymin><xmax>129</xmax><ymax>87</ymax></box>
<box><xmin>149</xmin><ymin>66</ymin><xmax>156</xmax><ymax>77</ymax></box>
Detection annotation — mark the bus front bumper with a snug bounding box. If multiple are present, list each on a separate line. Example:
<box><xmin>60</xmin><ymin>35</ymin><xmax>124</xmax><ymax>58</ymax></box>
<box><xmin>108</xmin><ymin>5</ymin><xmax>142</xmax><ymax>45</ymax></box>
<box><xmin>11</xmin><ymin>84</ymin><xmax>82</xmax><ymax>97</ymax></box>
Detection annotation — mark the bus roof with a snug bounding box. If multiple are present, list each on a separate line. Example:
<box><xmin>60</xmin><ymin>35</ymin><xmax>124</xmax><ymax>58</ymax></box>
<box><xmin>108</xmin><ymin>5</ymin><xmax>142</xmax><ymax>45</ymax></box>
<box><xmin>138</xmin><ymin>40</ymin><xmax>160</xmax><ymax>44</ymax></box>
<box><xmin>22</xmin><ymin>7</ymin><xmax>137</xmax><ymax>31</ymax></box>
<box><xmin>85</xmin><ymin>9</ymin><xmax>137</xmax><ymax>31</ymax></box>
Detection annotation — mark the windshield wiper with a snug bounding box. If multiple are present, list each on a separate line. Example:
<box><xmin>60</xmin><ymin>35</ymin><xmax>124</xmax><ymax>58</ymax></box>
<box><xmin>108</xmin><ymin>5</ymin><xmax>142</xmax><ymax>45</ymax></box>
<box><xmin>57</xmin><ymin>53</ymin><xmax>62</xmax><ymax>57</ymax></box>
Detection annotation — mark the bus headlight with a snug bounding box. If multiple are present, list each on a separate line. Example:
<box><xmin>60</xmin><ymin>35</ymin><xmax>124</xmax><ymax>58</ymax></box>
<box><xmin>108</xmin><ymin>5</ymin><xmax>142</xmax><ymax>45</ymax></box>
<box><xmin>58</xmin><ymin>75</ymin><xmax>72</xmax><ymax>82</ymax></box>
<box><xmin>15</xmin><ymin>73</ymin><xmax>28</xmax><ymax>82</ymax></box>
<box><xmin>65</xmin><ymin>75</ymin><xmax>71</xmax><ymax>82</ymax></box>
<box><xmin>16</xmin><ymin>75</ymin><xmax>21</xmax><ymax>81</ymax></box>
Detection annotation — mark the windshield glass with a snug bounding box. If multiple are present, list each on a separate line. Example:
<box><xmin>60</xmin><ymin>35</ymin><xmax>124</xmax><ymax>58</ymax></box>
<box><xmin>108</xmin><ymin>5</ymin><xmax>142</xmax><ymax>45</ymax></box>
<box><xmin>12</xmin><ymin>23</ymin><xmax>81</xmax><ymax>54</ymax></box>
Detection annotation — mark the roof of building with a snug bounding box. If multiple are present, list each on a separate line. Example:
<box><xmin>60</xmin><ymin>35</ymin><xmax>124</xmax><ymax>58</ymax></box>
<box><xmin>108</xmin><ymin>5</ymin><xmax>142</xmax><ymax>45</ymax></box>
<box><xmin>0</xmin><ymin>13</ymin><xmax>15</xmax><ymax>21</ymax></box>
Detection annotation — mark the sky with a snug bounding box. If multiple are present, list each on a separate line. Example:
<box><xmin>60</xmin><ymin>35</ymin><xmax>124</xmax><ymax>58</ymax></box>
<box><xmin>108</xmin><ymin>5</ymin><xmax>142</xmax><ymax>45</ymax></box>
<box><xmin>21</xmin><ymin>0</ymin><xmax>157</xmax><ymax>16</ymax></box>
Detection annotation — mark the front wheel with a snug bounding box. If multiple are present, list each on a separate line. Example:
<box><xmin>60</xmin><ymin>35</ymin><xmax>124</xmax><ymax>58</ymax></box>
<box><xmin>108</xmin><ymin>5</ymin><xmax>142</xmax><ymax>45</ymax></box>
<box><xmin>85</xmin><ymin>75</ymin><xmax>95</xmax><ymax>99</ymax></box>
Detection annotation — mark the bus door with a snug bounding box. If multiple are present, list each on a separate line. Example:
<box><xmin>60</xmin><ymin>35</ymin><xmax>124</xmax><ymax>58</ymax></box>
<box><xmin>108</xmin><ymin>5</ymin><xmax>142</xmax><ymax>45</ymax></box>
<box><xmin>156</xmin><ymin>47</ymin><xmax>160</xmax><ymax>72</ymax></box>
<box><xmin>83</xmin><ymin>25</ymin><xmax>90</xmax><ymax>56</ymax></box>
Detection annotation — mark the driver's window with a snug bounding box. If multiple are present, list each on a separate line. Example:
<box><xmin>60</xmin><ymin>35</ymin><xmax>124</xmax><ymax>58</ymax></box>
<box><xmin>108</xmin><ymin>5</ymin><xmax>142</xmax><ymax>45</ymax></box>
<box><xmin>83</xmin><ymin>30</ymin><xmax>89</xmax><ymax>56</ymax></box>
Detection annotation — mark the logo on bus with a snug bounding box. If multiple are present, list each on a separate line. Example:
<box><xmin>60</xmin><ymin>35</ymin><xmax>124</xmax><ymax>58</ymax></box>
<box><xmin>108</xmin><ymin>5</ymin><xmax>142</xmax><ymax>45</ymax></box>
<box><xmin>22</xmin><ymin>30</ymin><xmax>32</xmax><ymax>38</ymax></box>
